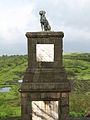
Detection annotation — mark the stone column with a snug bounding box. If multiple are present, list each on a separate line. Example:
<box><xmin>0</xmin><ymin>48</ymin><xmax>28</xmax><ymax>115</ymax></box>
<box><xmin>21</xmin><ymin>93</ymin><xmax>29</xmax><ymax>120</ymax></box>
<box><xmin>60</xmin><ymin>92</ymin><xmax>70</xmax><ymax>120</ymax></box>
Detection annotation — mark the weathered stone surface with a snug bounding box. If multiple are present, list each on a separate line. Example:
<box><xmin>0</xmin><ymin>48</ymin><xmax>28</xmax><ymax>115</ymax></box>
<box><xmin>32</xmin><ymin>101</ymin><xmax>58</xmax><ymax>120</ymax></box>
<box><xmin>21</xmin><ymin>82</ymin><xmax>70</xmax><ymax>92</ymax></box>
<box><xmin>20</xmin><ymin>31</ymin><xmax>71</xmax><ymax>120</ymax></box>
<box><xmin>25</xmin><ymin>32</ymin><xmax>64</xmax><ymax>38</ymax></box>
<box><xmin>23</xmin><ymin>68</ymin><xmax>68</xmax><ymax>83</ymax></box>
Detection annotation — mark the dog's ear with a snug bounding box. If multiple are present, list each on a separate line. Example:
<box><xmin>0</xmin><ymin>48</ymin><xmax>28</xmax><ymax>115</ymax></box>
<box><xmin>39</xmin><ymin>11</ymin><xmax>42</xmax><ymax>15</ymax></box>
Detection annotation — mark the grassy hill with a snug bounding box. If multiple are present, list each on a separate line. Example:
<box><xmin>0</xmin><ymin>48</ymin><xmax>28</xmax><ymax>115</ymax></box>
<box><xmin>0</xmin><ymin>53</ymin><xmax>90</xmax><ymax>118</ymax></box>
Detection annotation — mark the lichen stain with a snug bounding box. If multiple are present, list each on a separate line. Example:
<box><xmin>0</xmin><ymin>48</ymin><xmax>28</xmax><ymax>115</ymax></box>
<box><xmin>32</xmin><ymin>101</ymin><xmax>58</xmax><ymax>120</ymax></box>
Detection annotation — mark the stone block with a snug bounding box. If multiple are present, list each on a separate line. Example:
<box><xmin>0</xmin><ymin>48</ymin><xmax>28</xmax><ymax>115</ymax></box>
<box><xmin>20</xmin><ymin>31</ymin><xmax>71</xmax><ymax>120</ymax></box>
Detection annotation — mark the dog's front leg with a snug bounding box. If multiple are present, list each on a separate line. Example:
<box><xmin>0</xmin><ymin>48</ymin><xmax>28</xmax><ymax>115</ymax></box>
<box><xmin>41</xmin><ymin>24</ymin><xmax>43</xmax><ymax>31</ymax></box>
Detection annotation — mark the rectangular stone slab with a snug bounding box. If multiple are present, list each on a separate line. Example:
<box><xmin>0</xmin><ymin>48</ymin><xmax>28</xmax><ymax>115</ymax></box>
<box><xmin>21</xmin><ymin>82</ymin><xmax>70</xmax><ymax>92</ymax></box>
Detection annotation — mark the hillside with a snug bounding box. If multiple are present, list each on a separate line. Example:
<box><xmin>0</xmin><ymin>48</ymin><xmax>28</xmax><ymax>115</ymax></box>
<box><xmin>0</xmin><ymin>53</ymin><xmax>90</xmax><ymax>118</ymax></box>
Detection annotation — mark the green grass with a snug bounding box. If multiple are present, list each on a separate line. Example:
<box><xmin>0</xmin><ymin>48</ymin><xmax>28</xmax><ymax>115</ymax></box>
<box><xmin>0</xmin><ymin>85</ymin><xmax>21</xmax><ymax>118</ymax></box>
<box><xmin>63</xmin><ymin>53</ymin><xmax>90</xmax><ymax>80</ymax></box>
<box><xmin>0</xmin><ymin>53</ymin><xmax>90</xmax><ymax>118</ymax></box>
<box><xmin>70</xmin><ymin>91</ymin><xmax>90</xmax><ymax>117</ymax></box>
<box><xmin>0</xmin><ymin>55</ymin><xmax>27</xmax><ymax>84</ymax></box>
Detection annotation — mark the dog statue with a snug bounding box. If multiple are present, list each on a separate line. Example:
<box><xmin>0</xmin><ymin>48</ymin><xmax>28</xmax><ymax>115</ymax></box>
<box><xmin>39</xmin><ymin>10</ymin><xmax>51</xmax><ymax>31</ymax></box>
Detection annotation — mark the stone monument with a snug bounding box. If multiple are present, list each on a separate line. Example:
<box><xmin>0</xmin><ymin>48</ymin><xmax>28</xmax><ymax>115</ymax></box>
<box><xmin>20</xmin><ymin>11</ymin><xmax>71</xmax><ymax>120</ymax></box>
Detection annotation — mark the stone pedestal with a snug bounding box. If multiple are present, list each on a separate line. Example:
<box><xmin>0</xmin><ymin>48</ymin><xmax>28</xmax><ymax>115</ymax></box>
<box><xmin>20</xmin><ymin>32</ymin><xmax>71</xmax><ymax>120</ymax></box>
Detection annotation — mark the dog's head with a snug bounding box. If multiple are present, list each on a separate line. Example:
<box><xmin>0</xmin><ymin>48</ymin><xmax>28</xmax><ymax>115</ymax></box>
<box><xmin>39</xmin><ymin>10</ymin><xmax>46</xmax><ymax>16</ymax></box>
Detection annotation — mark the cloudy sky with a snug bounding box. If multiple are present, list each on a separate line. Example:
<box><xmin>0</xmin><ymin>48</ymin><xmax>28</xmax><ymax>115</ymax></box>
<box><xmin>0</xmin><ymin>0</ymin><xmax>90</xmax><ymax>55</ymax></box>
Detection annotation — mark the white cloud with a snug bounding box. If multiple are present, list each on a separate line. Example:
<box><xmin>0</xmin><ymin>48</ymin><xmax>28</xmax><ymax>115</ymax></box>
<box><xmin>64</xmin><ymin>26</ymin><xmax>90</xmax><ymax>42</ymax></box>
<box><xmin>0</xmin><ymin>0</ymin><xmax>90</xmax><ymax>43</ymax></box>
<box><xmin>0</xmin><ymin>2</ymin><xmax>39</xmax><ymax>43</ymax></box>
<box><xmin>0</xmin><ymin>0</ymin><xmax>90</xmax><ymax>54</ymax></box>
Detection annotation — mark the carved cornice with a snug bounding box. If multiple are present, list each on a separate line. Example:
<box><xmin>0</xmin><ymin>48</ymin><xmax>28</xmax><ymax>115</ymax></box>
<box><xmin>25</xmin><ymin>31</ymin><xmax>64</xmax><ymax>38</ymax></box>
<box><xmin>20</xmin><ymin>82</ymin><xmax>71</xmax><ymax>92</ymax></box>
